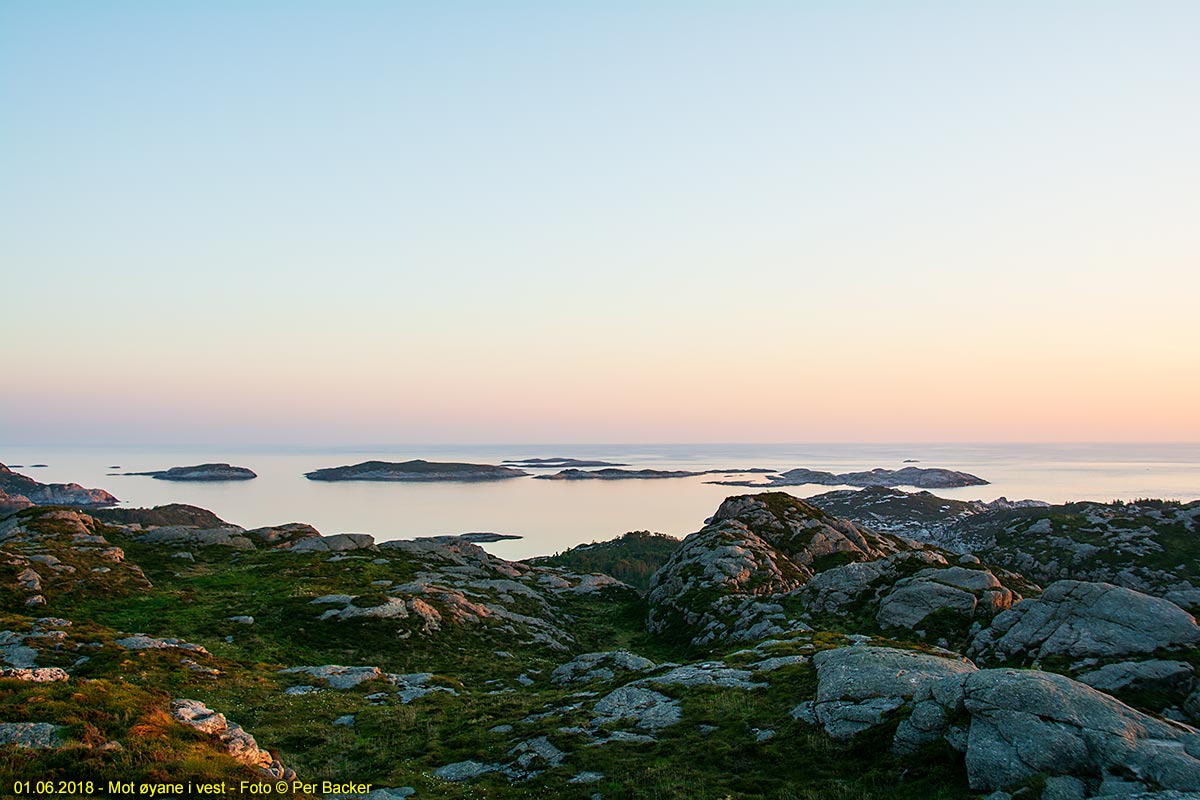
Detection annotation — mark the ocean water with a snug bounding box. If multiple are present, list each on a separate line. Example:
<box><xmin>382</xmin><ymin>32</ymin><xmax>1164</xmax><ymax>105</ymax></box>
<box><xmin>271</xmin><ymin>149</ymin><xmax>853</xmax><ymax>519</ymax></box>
<box><xmin>3</xmin><ymin>443</ymin><xmax>1198</xmax><ymax>560</ymax></box>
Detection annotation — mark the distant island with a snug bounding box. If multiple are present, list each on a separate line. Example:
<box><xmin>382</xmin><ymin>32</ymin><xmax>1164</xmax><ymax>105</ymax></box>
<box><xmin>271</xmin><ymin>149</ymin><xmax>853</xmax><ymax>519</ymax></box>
<box><xmin>418</xmin><ymin>532</ymin><xmax>524</xmax><ymax>543</ymax></box>
<box><xmin>117</xmin><ymin>463</ymin><xmax>258</xmax><ymax>481</ymax></box>
<box><xmin>708</xmin><ymin>466</ymin><xmax>988</xmax><ymax>489</ymax></box>
<box><xmin>502</xmin><ymin>457</ymin><xmax>630</xmax><ymax>468</ymax></box>
<box><xmin>305</xmin><ymin>459</ymin><xmax>529</xmax><ymax>482</ymax></box>
<box><xmin>536</xmin><ymin>467</ymin><xmax>776</xmax><ymax>481</ymax></box>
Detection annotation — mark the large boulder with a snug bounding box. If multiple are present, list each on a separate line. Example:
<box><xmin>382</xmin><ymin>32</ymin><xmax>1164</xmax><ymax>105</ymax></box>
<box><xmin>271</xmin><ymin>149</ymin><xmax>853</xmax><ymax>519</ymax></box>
<box><xmin>970</xmin><ymin>580</ymin><xmax>1200</xmax><ymax>663</ymax></box>
<box><xmin>959</xmin><ymin>669</ymin><xmax>1200</xmax><ymax>793</ymax></box>
<box><xmin>797</xmin><ymin>645</ymin><xmax>977</xmax><ymax>739</ymax></box>
<box><xmin>799</xmin><ymin>645</ymin><xmax>1200</xmax><ymax>795</ymax></box>
<box><xmin>288</xmin><ymin>532</ymin><xmax>375</xmax><ymax>553</ymax></box>
<box><xmin>876</xmin><ymin>565</ymin><xmax>1018</xmax><ymax>630</ymax></box>
<box><xmin>135</xmin><ymin>526</ymin><xmax>255</xmax><ymax>549</ymax></box>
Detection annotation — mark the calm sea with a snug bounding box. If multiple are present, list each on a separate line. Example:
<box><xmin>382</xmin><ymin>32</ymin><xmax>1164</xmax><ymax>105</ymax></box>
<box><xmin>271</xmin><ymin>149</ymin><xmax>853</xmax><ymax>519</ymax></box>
<box><xmin>3</xmin><ymin>444</ymin><xmax>1198</xmax><ymax>560</ymax></box>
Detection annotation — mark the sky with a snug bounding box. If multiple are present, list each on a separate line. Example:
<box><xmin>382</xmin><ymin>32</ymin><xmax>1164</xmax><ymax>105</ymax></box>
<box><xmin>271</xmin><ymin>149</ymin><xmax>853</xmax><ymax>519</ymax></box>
<box><xmin>2</xmin><ymin>1</ymin><xmax>1198</xmax><ymax>445</ymax></box>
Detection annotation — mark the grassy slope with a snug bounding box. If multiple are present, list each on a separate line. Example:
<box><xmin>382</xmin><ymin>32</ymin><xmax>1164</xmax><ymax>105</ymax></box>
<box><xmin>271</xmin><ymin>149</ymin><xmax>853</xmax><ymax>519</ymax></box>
<box><xmin>0</xmin><ymin>508</ymin><xmax>971</xmax><ymax>799</ymax></box>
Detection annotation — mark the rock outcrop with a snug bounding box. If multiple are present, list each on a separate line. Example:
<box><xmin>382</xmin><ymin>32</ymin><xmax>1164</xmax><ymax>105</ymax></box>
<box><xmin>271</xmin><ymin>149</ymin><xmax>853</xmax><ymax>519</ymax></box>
<box><xmin>804</xmin><ymin>485</ymin><xmax>1047</xmax><ymax>542</ymax></box>
<box><xmin>0</xmin><ymin>464</ymin><xmax>117</xmax><ymax>506</ymax></box>
<box><xmin>0</xmin><ymin>488</ymin><xmax>34</xmax><ymax>514</ymax></box>
<box><xmin>647</xmin><ymin>493</ymin><xmax>1020</xmax><ymax>647</ymax></box>
<box><xmin>91</xmin><ymin>504</ymin><xmax>229</xmax><ymax>528</ymax></box>
<box><xmin>796</xmin><ymin>644</ymin><xmax>1200</xmax><ymax>796</ymax></box>
<box><xmin>899</xmin><ymin>667</ymin><xmax>1200</xmax><ymax>795</ymax></box>
<box><xmin>1</xmin><ymin>509</ymin><xmax>153</xmax><ymax>603</ymax></box>
<box><xmin>171</xmin><ymin>699</ymin><xmax>293</xmax><ymax>780</ymax></box>
<box><xmin>948</xmin><ymin>499</ymin><xmax>1200</xmax><ymax>597</ymax></box>
<box><xmin>0</xmin><ymin>722</ymin><xmax>62</xmax><ymax>749</ymax></box>
<box><xmin>550</xmin><ymin>650</ymin><xmax>657</xmax><ymax>685</ymax></box>
<box><xmin>795</xmin><ymin>645</ymin><xmax>977</xmax><ymax>739</ymax></box>
<box><xmin>969</xmin><ymin>580</ymin><xmax>1200</xmax><ymax>663</ymax></box>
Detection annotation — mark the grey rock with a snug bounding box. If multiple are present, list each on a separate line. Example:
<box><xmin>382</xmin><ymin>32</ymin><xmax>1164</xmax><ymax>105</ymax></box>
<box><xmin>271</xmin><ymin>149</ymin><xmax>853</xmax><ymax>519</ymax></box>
<box><xmin>318</xmin><ymin>597</ymin><xmax>409</xmax><ymax>622</ymax></box>
<box><xmin>970</xmin><ymin>581</ymin><xmax>1200</xmax><ymax>662</ymax></box>
<box><xmin>551</xmin><ymin>650</ymin><xmax>656</xmax><ymax>685</ymax></box>
<box><xmin>1078</xmin><ymin>660</ymin><xmax>1194</xmax><ymax>698</ymax></box>
<box><xmin>509</xmin><ymin>735</ymin><xmax>565</xmax><ymax>769</ymax></box>
<box><xmin>114</xmin><ymin>635</ymin><xmax>209</xmax><ymax>654</ymax></box>
<box><xmin>280</xmin><ymin>665</ymin><xmax>384</xmax><ymax>689</ymax></box>
<box><xmin>246</xmin><ymin>523</ymin><xmax>322</xmax><ymax>547</ymax></box>
<box><xmin>310</xmin><ymin>594</ymin><xmax>355</xmax><ymax>604</ymax></box>
<box><xmin>797</xmin><ymin>551</ymin><xmax>945</xmax><ymax>615</ymax></box>
<box><xmin>568</xmin><ymin>772</ymin><xmax>605</xmax><ymax>784</ymax></box>
<box><xmin>939</xmin><ymin>668</ymin><xmax>1200</xmax><ymax>794</ymax></box>
<box><xmin>593</xmin><ymin>685</ymin><xmax>681</xmax><ymax>731</ymax></box>
<box><xmin>877</xmin><ymin>566</ymin><xmax>1016</xmax><ymax>630</ymax></box>
<box><xmin>432</xmin><ymin>760</ymin><xmax>498</xmax><ymax>782</ymax></box>
<box><xmin>0</xmin><ymin>636</ymin><xmax>38</xmax><ymax>668</ymax></box>
<box><xmin>810</xmin><ymin>646</ymin><xmax>977</xmax><ymax>739</ymax></box>
<box><xmin>333</xmin><ymin>715</ymin><xmax>355</xmax><ymax>727</ymax></box>
<box><xmin>1042</xmin><ymin>775</ymin><xmax>1087</xmax><ymax>800</ymax></box>
<box><xmin>289</xmin><ymin>532</ymin><xmax>376</xmax><ymax>552</ymax></box>
<box><xmin>0</xmin><ymin>722</ymin><xmax>61</xmax><ymax>748</ymax></box>
<box><xmin>226</xmin><ymin>615</ymin><xmax>255</xmax><ymax>625</ymax></box>
<box><xmin>640</xmin><ymin>662</ymin><xmax>766</xmax><ymax>690</ymax></box>
<box><xmin>748</xmin><ymin>654</ymin><xmax>807</xmax><ymax>672</ymax></box>
<box><xmin>790</xmin><ymin>701</ymin><xmax>819</xmax><ymax>725</ymax></box>
<box><xmin>586</xmin><ymin>730</ymin><xmax>657</xmax><ymax>746</ymax></box>
<box><xmin>136</xmin><ymin>526</ymin><xmax>254</xmax><ymax>550</ymax></box>
<box><xmin>877</xmin><ymin>579</ymin><xmax>978</xmax><ymax>629</ymax></box>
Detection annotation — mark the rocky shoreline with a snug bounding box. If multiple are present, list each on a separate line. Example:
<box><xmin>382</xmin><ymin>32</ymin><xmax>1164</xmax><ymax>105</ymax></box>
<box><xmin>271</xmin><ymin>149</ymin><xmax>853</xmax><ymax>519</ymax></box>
<box><xmin>0</xmin><ymin>463</ymin><xmax>117</xmax><ymax>507</ymax></box>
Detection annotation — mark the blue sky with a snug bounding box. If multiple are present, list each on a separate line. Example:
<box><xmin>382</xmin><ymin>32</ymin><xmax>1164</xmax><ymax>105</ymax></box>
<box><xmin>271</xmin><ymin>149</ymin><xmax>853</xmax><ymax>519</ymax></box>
<box><xmin>2</xmin><ymin>2</ymin><xmax>1198</xmax><ymax>444</ymax></box>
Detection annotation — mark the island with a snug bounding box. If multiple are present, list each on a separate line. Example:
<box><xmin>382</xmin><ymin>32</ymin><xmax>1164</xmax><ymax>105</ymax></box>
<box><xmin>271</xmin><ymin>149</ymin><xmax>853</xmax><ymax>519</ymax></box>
<box><xmin>535</xmin><ymin>467</ymin><xmax>776</xmax><ymax>481</ymax></box>
<box><xmin>0</xmin><ymin>463</ymin><xmax>118</xmax><ymax>506</ymax></box>
<box><xmin>118</xmin><ymin>463</ymin><xmax>258</xmax><ymax>481</ymax></box>
<box><xmin>502</xmin><ymin>457</ymin><xmax>630</xmax><ymax>468</ymax></box>
<box><xmin>418</xmin><ymin>532</ymin><xmax>524</xmax><ymax>543</ymax></box>
<box><xmin>305</xmin><ymin>459</ymin><xmax>529</xmax><ymax>482</ymax></box>
<box><xmin>707</xmin><ymin>465</ymin><xmax>988</xmax><ymax>489</ymax></box>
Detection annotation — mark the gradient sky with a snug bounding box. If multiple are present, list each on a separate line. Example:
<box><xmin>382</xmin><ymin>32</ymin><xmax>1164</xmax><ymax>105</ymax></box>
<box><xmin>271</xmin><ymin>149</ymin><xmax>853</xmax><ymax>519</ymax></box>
<box><xmin>2</xmin><ymin>2</ymin><xmax>1198</xmax><ymax>445</ymax></box>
